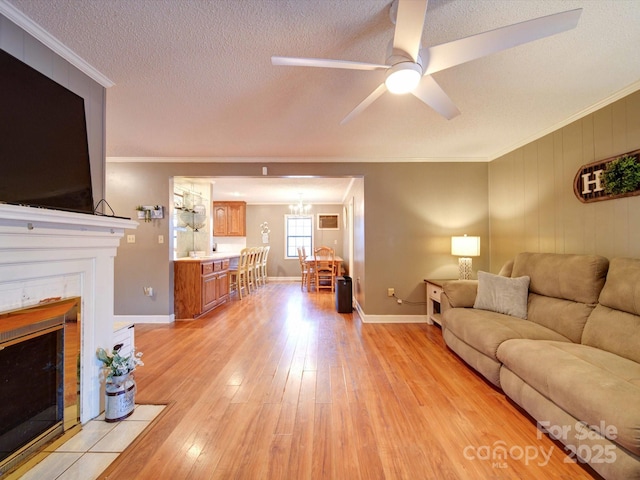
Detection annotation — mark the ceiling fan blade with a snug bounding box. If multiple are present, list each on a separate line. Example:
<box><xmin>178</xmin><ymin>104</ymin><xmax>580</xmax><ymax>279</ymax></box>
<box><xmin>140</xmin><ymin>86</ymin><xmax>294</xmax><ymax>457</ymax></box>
<box><xmin>392</xmin><ymin>0</ymin><xmax>429</xmax><ymax>62</ymax></box>
<box><xmin>271</xmin><ymin>56</ymin><xmax>389</xmax><ymax>71</ymax></box>
<box><xmin>411</xmin><ymin>75</ymin><xmax>460</xmax><ymax>120</ymax></box>
<box><xmin>422</xmin><ymin>8</ymin><xmax>582</xmax><ymax>75</ymax></box>
<box><xmin>340</xmin><ymin>83</ymin><xmax>387</xmax><ymax>125</ymax></box>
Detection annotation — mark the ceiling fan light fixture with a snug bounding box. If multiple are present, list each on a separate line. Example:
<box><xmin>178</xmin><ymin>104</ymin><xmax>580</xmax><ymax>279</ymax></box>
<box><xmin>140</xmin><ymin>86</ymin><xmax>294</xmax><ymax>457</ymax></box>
<box><xmin>385</xmin><ymin>62</ymin><xmax>422</xmax><ymax>94</ymax></box>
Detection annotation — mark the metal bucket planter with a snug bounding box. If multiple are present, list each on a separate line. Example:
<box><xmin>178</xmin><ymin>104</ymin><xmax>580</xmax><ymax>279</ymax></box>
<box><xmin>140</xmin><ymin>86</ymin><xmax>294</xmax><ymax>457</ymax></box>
<box><xmin>105</xmin><ymin>374</ymin><xmax>136</xmax><ymax>422</ymax></box>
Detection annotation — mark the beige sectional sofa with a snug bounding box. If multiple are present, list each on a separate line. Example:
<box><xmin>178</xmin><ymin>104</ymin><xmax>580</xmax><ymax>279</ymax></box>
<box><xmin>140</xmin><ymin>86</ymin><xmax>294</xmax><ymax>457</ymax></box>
<box><xmin>440</xmin><ymin>252</ymin><xmax>640</xmax><ymax>480</ymax></box>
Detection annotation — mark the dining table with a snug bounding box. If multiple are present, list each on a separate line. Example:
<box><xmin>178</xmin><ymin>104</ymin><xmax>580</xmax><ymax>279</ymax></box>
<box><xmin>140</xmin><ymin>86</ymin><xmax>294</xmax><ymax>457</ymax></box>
<box><xmin>304</xmin><ymin>254</ymin><xmax>344</xmax><ymax>292</ymax></box>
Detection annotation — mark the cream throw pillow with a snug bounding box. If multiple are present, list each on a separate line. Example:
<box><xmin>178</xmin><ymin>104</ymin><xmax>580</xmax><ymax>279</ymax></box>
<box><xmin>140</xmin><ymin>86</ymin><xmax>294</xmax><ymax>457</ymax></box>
<box><xmin>473</xmin><ymin>271</ymin><xmax>530</xmax><ymax>319</ymax></box>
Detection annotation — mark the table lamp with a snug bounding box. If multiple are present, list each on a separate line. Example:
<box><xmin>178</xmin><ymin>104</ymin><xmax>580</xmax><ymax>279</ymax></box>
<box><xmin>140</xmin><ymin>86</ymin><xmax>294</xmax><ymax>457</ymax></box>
<box><xmin>451</xmin><ymin>235</ymin><xmax>480</xmax><ymax>280</ymax></box>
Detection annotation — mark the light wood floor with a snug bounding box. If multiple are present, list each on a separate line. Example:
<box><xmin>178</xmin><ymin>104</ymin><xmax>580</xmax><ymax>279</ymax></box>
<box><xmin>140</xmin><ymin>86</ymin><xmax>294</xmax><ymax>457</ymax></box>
<box><xmin>100</xmin><ymin>283</ymin><xmax>600</xmax><ymax>479</ymax></box>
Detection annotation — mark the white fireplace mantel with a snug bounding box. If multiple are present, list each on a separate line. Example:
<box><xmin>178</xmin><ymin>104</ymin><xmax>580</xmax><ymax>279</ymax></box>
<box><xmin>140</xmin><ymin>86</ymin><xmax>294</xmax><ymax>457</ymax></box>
<box><xmin>0</xmin><ymin>204</ymin><xmax>138</xmax><ymax>422</ymax></box>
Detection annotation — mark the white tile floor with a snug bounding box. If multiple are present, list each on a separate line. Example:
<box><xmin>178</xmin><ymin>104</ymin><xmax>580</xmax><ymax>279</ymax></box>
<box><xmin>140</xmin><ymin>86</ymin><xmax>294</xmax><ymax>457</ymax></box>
<box><xmin>19</xmin><ymin>405</ymin><xmax>165</xmax><ymax>480</ymax></box>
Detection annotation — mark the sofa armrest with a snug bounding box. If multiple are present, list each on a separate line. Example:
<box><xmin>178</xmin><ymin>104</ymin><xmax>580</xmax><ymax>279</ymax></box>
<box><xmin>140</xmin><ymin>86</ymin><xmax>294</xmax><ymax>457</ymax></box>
<box><xmin>442</xmin><ymin>280</ymin><xmax>478</xmax><ymax>309</ymax></box>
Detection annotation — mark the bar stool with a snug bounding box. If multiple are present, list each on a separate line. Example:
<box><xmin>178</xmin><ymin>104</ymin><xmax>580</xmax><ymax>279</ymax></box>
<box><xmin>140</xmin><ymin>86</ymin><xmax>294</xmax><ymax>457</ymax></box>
<box><xmin>229</xmin><ymin>248</ymin><xmax>250</xmax><ymax>299</ymax></box>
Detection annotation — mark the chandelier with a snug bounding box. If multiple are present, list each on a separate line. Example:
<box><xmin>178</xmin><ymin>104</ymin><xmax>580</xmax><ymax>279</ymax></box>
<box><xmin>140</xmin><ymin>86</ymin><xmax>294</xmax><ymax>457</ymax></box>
<box><xmin>289</xmin><ymin>195</ymin><xmax>312</xmax><ymax>215</ymax></box>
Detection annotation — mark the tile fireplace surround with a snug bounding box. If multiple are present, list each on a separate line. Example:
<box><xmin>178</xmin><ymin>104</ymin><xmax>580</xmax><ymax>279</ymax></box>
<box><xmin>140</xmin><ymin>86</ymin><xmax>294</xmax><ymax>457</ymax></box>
<box><xmin>0</xmin><ymin>204</ymin><xmax>137</xmax><ymax>424</ymax></box>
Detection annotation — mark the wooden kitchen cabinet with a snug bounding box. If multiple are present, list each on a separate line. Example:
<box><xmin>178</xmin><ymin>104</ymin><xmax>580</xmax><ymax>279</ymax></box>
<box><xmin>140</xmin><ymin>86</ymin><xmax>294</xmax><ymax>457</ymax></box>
<box><xmin>213</xmin><ymin>203</ymin><xmax>229</xmax><ymax>235</ymax></box>
<box><xmin>174</xmin><ymin>257</ymin><xmax>232</xmax><ymax>319</ymax></box>
<box><xmin>202</xmin><ymin>272</ymin><xmax>219</xmax><ymax>313</ymax></box>
<box><xmin>213</xmin><ymin>201</ymin><xmax>246</xmax><ymax>236</ymax></box>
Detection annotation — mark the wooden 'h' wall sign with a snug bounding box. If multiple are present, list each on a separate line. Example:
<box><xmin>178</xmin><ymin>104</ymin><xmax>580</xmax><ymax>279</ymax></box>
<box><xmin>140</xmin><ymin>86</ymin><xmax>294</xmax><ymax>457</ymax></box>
<box><xmin>574</xmin><ymin>149</ymin><xmax>640</xmax><ymax>203</ymax></box>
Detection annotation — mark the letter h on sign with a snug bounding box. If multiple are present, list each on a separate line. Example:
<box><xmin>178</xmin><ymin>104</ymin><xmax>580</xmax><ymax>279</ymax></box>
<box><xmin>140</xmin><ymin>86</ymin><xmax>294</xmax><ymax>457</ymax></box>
<box><xmin>581</xmin><ymin>169</ymin><xmax>604</xmax><ymax>195</ymax></box>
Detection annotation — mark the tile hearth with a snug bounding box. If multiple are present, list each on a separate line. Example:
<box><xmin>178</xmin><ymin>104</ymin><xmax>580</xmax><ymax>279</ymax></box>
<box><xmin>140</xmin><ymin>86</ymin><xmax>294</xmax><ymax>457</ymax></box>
<box><xmin>16</xmin><ymin>405</ymin><xmax>165</xmax><ymax>480</ymax></box>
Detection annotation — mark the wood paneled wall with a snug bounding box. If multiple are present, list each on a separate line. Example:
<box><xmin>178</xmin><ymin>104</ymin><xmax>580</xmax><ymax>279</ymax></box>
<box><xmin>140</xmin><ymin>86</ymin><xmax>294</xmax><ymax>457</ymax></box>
<box><xmin>489</xmin><ymin>90</ymin><xmax>640</xmax><ymax>271</ymax></box>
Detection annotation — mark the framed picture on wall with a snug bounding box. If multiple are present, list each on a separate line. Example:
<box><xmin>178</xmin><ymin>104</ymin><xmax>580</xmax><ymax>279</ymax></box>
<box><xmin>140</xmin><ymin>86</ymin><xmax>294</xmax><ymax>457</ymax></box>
<box><xmin>317</xmin><ymin>213</ymin><xmax>339</xmax><ymax>230</ymax></box>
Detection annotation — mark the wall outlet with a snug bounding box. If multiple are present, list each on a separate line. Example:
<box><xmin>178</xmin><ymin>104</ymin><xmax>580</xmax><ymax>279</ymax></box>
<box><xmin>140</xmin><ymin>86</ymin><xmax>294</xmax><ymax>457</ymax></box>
<box><xmin>387</xmin><ymin>287</ymin><xmax>395</xmax><ymax>297</ymax></box>
<box><xmin>127</xmin><ymin>235</ymin><xmax>135</xmax><ymax>243</ymax></box>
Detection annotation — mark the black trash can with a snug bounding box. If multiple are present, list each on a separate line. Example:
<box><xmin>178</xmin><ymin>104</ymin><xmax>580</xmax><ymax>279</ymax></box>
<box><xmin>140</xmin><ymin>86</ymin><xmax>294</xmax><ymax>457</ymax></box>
<box><xmin>336</xmin><ymin>276</ymin><xmax>353</xmax><ymax>313</ymax></box>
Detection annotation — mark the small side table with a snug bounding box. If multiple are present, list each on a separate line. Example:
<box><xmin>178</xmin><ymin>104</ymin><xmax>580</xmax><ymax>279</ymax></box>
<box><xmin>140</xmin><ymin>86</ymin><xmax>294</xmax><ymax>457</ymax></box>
<box><xmin>424</xmin><ymin>279</ymin><xmax>454</xmax><ymax>326</ymax></box>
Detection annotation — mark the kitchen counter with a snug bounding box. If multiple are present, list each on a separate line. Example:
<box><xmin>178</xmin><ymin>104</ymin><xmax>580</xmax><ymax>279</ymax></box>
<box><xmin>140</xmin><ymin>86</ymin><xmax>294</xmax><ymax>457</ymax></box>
<box><xmin>174</xmin><ymin>254</ymin><xmax>239</xmax><ymax>319</ymax></box>
<box><xmin>174</xmin><ymin>252</ymin><xmax>240</xmax><ymax>262</ymax></box>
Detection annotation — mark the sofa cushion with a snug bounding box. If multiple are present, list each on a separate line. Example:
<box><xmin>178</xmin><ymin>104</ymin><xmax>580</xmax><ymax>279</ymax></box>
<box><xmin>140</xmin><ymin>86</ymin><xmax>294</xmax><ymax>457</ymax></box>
<box><xmin>582</xmin><ymin>257</ymin><xmax>640</xmax><ymax>365</ymax></box>
<box><xmin>497</xmin><ymin>258</ymin><xmax>514</xmax><ymax>277</ymax></box>
<box><xmin>598</xmin><ymin>257</ymin><xmax>640</xmax><ymax>315</ymax></box>
<box><xmin>508</xmin><ymin>252</ymin><xmax>608</xmax><ymax>341</ymax></box>
<box><xmin>442</xmin><ymin>280</ymin><xmax>478</xmax><ymax>309</ymax></box>
<box><xmin>442</xmin><ymin>328</ymin><xmax>503</xmax><ymax>387</ymax></box>
<box><xmin>527</xmin><ymin>293</ymin><xmax>596</xmax><ymax>344</ymax></box>
<box><xmin>443</xmin><ymin>307</ymin><xmax>571</xmax><ymax>363</ymax></box>
<box><xmin>511</xmin><ymin>252</ymin><xmax>608</xmax><ymax>305</ymax></box>
<box><xmin>497</xmin><ymin>339</ymin><xmax>640</xmax><ymax>457</ymax></box>
<box><xmin>499</xmin><ymin>368</ymin><xmax>640</xmax><ymax>480</ymax></box>
<box><xmin>473</xmin><ymin>271</ymin><xmax>530</xmax><ymax>319</ymax></box>
<box><xmin>583</xmin><ymin>304</ymin><xmax>640</xmax><ymax>365</ymax></box>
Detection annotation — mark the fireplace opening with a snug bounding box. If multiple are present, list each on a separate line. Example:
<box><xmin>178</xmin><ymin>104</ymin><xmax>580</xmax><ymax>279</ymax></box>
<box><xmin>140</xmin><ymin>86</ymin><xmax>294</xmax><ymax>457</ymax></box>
<box><xmin>0</xmin><ymin>298</ymin><xmax>80</xmax><ymax>476</ymax></box>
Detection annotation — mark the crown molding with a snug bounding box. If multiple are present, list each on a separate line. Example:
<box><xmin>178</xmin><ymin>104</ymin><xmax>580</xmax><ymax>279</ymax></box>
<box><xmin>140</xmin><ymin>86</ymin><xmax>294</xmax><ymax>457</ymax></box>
<box><xmin>0</xmin><ymin>0</ymin><xmax>114</xmax><ymax>87</ymax></box>
<box><xmin>489</xmin><ymin>79</ymin><xmax>640</xmax><ymax>161</ymax></box>
<box><xmin>106</xmin><ymin>156</ymin><xmax>488</xmax><ymax>163</ymax></box>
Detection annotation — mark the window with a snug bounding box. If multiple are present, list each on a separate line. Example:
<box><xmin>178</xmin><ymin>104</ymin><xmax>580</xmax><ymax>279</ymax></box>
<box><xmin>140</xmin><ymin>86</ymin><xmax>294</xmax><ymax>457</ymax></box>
<box><xmin>285</xmin><ymin>215</ymin><xmax>313</xmax><ymax>258</ymax></box>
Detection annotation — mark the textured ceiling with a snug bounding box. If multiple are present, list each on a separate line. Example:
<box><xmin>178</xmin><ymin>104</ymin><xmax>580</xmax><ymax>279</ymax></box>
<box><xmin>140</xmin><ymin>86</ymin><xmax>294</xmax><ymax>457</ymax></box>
<box><xmin>5</xmin><ymin>0</ymin><xmax>640</xmax><ymax>164</ymax></box>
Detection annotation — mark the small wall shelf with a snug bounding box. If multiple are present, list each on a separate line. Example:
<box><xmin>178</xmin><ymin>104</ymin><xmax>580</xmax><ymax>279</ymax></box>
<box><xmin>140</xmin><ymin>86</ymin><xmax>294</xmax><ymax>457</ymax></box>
<box><xmin>136</xmin><ymin>205</ymin><xmax>164</xmax><ymax>222</ymax></box>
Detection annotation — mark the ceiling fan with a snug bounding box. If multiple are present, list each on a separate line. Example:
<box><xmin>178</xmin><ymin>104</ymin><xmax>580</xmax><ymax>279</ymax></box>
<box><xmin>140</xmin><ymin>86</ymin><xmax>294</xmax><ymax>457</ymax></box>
<box><xmin>271</xmin><ymin>0</ymin><xmax>582</xmax><ymax>124</ymax></box>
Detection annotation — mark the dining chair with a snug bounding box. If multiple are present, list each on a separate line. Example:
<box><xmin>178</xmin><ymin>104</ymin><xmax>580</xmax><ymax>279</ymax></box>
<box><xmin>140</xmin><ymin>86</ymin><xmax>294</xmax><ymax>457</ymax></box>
<box><xmin>297</xmin><ymin>247</ymin><xmax>309</xmax><ymax>291</ymax></box>
<box><xmin>314</xmin><ymin>246</ymin><xmax>335</xmax><ymax>292</ymax></box>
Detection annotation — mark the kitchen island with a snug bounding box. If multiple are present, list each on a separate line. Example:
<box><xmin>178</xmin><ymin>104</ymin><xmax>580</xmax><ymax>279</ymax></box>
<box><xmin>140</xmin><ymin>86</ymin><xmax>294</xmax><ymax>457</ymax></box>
<box><xmin>174</xmin><ymin>253</ymin><xmax>240</xmax><ymax>319</ymax></box>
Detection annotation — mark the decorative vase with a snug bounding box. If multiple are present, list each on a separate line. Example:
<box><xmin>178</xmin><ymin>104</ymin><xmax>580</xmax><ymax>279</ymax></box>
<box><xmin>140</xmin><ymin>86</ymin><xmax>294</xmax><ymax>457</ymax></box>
<box><xmin>105</xmin><ymin>373</ymin><xmax>136</xmax><ymax>422</ymax></box>
<box><xmin>108</xmin><ymin>374</ymin><xmax>129</xmax><ymax>387</ymax></box>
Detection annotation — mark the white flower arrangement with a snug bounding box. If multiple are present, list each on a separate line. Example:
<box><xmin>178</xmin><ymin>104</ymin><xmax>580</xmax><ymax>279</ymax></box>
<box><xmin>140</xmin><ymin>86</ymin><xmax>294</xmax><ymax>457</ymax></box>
<box><xmin>96</xmin><ymin>343</ymin><xmax>144</xmax><ymax>380</ymax></box>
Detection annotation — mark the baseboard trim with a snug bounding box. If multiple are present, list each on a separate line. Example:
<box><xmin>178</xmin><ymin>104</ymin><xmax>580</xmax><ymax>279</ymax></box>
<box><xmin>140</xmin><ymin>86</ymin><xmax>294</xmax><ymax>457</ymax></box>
<box><xmin>114</xmin><ymin>314</ymin><xmax>175</xmax><ymax>324</ymax></box>
<box><xmin>114</xmin><ymin>292</ymin><xmax>427</xmax><ymax>325</ymax></box>
<box><xmin>355</xmin><ymin>301</ymin><xmax>429</xmax><ymax>323</ymax></box>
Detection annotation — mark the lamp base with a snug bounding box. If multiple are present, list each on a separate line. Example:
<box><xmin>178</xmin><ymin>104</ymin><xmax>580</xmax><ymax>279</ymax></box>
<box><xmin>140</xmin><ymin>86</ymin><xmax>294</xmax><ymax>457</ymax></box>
<box><xmin>458</xmin><ymin>258</ymin><xmax>473</xmax><ymax>280</ymax></box>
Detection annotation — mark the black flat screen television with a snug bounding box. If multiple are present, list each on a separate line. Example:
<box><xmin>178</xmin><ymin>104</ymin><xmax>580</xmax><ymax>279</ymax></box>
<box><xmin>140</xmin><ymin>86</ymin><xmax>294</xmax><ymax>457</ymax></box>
<box><xmin>0</xmin><ymin>48</ymin><xmax>94</xmax><ymax>214</ymax></box>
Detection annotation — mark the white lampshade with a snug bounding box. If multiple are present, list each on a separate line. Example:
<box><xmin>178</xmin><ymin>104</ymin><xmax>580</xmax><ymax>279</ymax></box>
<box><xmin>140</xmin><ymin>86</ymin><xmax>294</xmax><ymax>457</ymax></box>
<box><xmin>451</xmin><ymin>235</ymin><xmax>481</xmax><ymax>257</ymax></box>
<box><xmin>451</xmin><ymin>235</ymin><xmax>480</xmax><ymax>280</ymax></box>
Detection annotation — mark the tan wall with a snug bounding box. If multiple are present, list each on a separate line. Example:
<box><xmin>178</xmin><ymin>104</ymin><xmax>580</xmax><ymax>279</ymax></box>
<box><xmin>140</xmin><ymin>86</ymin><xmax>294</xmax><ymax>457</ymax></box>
<box><xmin>489</xmin><ymin>89</ymin><xmax>640</xmax><ymax>271</ymax></box>
<box><xmin>361</xmin><ymin>163</ymin><xmax>489</xmax><ymax>315</ymax></box>
<box><xmin>246</xmin><ymin>204</ymin><xmax>344</xmax><ymax>279</ymax></box>
<box><xmin>106</xmin><ymin>161</ymin><xmax>488</xmax><ymax>318</ymax></box>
